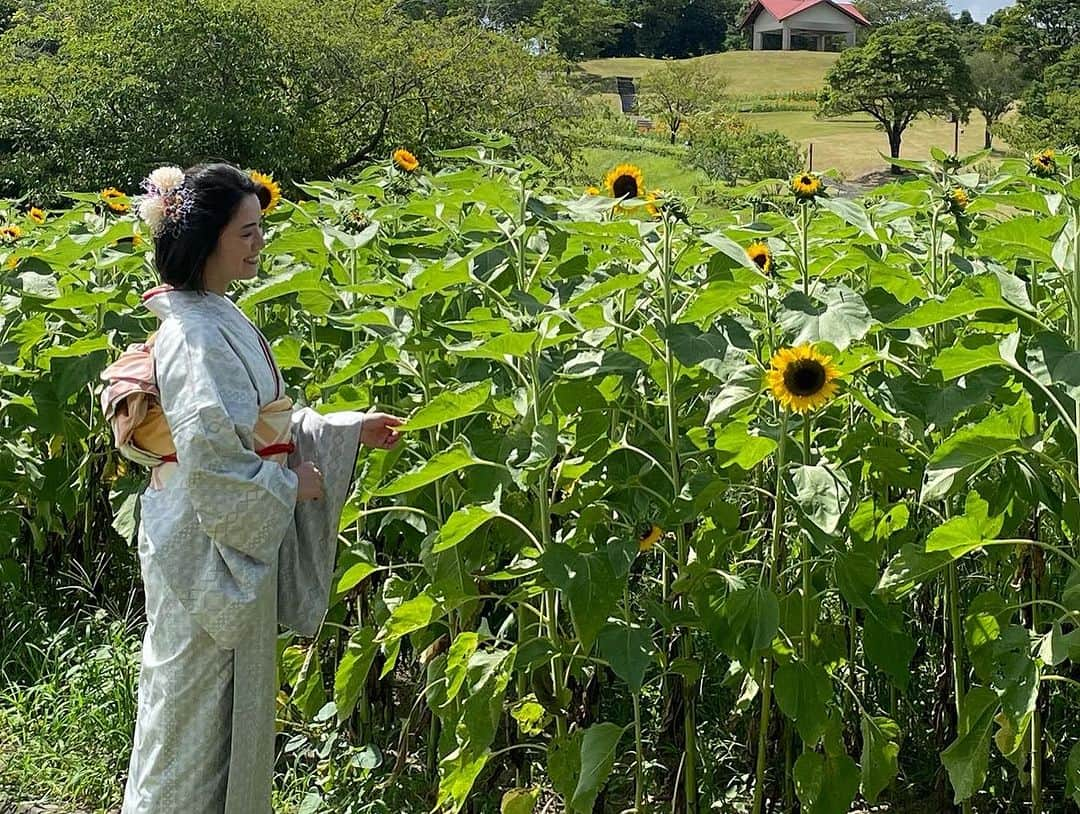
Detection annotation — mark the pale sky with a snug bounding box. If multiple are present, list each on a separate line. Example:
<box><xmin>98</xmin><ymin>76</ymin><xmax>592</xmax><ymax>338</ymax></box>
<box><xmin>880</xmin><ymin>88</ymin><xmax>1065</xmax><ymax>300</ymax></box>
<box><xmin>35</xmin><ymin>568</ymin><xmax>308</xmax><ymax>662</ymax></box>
<box><xmin>949</xmin><ymin>0</ymin><xmax>1013</xmax><ymax>21</ymax></box>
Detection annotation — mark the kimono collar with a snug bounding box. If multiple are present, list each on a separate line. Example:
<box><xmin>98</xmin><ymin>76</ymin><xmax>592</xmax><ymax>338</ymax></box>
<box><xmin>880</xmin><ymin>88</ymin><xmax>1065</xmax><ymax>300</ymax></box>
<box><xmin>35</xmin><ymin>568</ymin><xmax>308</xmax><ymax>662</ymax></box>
<box><xmin>142</xmin><ymin>284</ymin><xmax>228</xmax><ymax>320</ymax></box>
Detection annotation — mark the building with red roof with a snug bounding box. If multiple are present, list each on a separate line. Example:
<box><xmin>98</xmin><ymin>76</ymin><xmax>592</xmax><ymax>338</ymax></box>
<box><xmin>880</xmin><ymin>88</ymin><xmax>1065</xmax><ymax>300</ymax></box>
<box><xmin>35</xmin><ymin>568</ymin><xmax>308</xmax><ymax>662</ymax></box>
<box><xmin>740</xmin><ymin>0</ymin><xmax>870</xmax><ymax>51</ymax></box>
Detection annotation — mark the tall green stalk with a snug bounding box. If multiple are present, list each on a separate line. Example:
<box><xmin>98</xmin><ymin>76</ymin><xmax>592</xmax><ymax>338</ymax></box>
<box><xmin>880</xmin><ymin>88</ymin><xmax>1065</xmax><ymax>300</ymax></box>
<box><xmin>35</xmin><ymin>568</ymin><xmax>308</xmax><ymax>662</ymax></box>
<box><xmin>1031</xmin><ymin>568</ymin><xmax>1043</xmax><ymax>814</ymax></box>
<box><xmin>752</xmin><ymin>411</ymin><xmax>789</xmax><ymax>814</ymax></box>
<box><xmin>657</xmin><ymin>217</ymin><xmax>698</xmax><ymax>813</ymax></box>
<box><xmin>801</xmin><ymin>416</ymin><xmax>813</xmax><ymax>666</ymax></box>
<box><xmin>625</xmin><ymin>584</ymin><xmax>646</xmax><ymax>812</ymax></box>
<box><xmin>946</xmin><ymin>559</ymin><xmax>970</xmax><ymax>814</ymax></box>
<box><xmin>796</xmin><ymin>202</ymin><xmax>814</xmax><ymax>669</ymax></box>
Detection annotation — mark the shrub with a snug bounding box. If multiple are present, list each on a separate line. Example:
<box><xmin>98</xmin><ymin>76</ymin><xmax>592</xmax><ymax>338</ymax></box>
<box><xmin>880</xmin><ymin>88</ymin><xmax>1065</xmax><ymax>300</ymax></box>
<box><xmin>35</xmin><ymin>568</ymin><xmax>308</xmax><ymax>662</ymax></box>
<box><xmin>686</xmin><ymin>113</ymin><xmax>803</xmax><ymax>184</ymax></box>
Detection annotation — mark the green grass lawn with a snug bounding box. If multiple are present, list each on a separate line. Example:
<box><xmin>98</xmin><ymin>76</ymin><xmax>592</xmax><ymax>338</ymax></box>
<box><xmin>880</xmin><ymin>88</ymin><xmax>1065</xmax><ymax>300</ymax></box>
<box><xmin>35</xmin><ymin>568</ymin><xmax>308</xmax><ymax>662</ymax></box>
<box><xmin>577</xmin><ymin>147</ymin><xmax>712</xmax><ymax>193</ymax></box>
<box><xmin>580</xmin><ymin>51</ymin><xmax>838</xmax><ymax>96</ymax></box>
<box><xmin>580</xmin><ymin>52</ymin><xmax>1005</xmax><ymax>180</ymax></box>
<box><xmin>746</xmin><ymin>110</ymin><xmax>997</xmax><ymax>179</ymax></box>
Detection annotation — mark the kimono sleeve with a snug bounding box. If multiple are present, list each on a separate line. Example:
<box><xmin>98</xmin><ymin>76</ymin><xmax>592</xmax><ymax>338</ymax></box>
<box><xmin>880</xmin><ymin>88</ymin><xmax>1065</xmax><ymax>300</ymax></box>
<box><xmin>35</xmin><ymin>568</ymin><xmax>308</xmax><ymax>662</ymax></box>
<box><xmin>154</xmin><ymin>318</ymin><xmax>298</xmax><ymax>564</ymax></box>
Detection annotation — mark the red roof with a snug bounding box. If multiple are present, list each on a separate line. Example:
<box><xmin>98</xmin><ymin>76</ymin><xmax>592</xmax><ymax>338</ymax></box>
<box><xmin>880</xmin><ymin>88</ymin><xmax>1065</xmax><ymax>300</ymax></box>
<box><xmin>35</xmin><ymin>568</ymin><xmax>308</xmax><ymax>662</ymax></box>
<box><xmin>740</xmin><ymin>0</ymin><xmax>870</xmax><ymax>28</ymax></box>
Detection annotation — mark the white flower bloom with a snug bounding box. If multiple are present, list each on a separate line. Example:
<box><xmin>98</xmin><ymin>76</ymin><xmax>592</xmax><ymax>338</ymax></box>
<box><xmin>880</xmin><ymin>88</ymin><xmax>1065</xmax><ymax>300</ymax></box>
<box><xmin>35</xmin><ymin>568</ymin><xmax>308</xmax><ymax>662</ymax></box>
<box><xmin>147</xmin><ymin>166</ymin><xmax>184</xmax><ymax>195</ymax></box>
<box><xmin>137</xmin><ymin>196</ymin><xmax>166</xmax><ymax>234</ymax></box>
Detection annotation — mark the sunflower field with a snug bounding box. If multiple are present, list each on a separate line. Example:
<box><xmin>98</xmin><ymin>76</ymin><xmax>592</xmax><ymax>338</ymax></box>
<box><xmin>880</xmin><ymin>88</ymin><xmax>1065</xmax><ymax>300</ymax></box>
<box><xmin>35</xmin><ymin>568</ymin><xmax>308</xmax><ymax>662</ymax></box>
<box><xmin>2</xmin><ymin>140</ymin><xmax>1080</xmax><ymax>814</ymax></box>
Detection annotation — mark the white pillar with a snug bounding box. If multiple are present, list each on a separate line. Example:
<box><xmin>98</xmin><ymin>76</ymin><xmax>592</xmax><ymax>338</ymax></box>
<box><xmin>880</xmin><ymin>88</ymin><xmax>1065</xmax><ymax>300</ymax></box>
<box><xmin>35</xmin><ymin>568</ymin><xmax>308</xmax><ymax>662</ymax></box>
<box><xmin>754</xmin><ymin>30</ymin><xmax>764</xmax><ymax>50</ymax></box>
<box><xmin>846</xmin><ymin>29</ymin><xmax>856</xmax><ymax>47</ymax></box>
<box><xmin>782</xmin><ymin>24</ymin><xmax>792</xmax><ymax>50</ymax></box>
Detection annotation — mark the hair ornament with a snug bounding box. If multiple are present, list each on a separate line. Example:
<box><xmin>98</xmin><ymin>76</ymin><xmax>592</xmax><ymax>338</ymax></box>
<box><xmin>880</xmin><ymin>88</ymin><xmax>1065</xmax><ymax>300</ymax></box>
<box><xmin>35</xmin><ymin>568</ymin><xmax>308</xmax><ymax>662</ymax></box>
<box><xmin>135</xmin><ymin>166</ymin><xmax>193</xmax><ymax>237</ymax></box>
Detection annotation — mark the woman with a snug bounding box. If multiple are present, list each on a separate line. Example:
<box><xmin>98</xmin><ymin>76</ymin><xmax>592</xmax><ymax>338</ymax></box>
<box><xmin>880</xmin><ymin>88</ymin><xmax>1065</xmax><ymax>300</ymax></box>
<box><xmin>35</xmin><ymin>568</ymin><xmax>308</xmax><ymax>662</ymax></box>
<box><xmin>118</xmin><ymin>163</ymin><xmax>402</xmax><ymax>813</ymax></box>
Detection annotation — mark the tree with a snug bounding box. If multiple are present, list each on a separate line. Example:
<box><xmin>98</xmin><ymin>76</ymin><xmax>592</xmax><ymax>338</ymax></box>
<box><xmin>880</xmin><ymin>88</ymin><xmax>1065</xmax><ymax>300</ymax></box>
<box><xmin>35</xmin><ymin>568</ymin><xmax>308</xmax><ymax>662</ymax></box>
<box><xmin>613</xmin><ymin>0</ymin><xmax>743</xmax><ymax>58</ymax></box>
<box><xmin>636</xmin><ymin>61</ymin><xmax>727</xmax><ymax>144</ymax></box>
<box><xmin>853</xmin><ymin>0</ymin><xmax>952</xmax><ymax>26</ymax></box>
<box><xmin>967</xmin><ymin>51</ymin><xmax>1027</xmax><ymax>149</ymax></box>
<box><xmin>986</xmin><ymin>0</ymin><xmax>1080</xmax><ymax>79</ymax></box>
<box><xmin>533</xmin><ymin>0</ymin><xmax>626</xmax><ymax>58</ymax></box>
<box><xmin>0</xmin><ymin>0</ymin><xmax>308</xmax><ymax>201</ymax></box>
<box><xmin>1002</xmin><ymin>43</ymin><xmax>1080</xmax><ymax>150</ymax></box>
<box><xmin>258</xmin><ymin>0</ymin><xmax>580</xmax><ymax>172</ymax></box>
<box><xmin>0</xmin><ymin>0</ymin><xmax>581</xmax><ymax>201</ymax></box>
<box><xmin>819</xmin><ymin>21</ymin><xmax>973</xmax><ymax>174</ymax></box>
<box><xmin>687</xmin><ymin>112</ymin><xmax>802</xmax><ymax>184</ymax></box>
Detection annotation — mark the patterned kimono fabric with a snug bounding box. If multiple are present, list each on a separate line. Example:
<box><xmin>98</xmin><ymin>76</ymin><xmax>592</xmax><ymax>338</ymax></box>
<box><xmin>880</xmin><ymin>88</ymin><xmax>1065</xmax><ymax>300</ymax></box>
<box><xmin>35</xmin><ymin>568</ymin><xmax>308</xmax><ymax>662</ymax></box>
<box><xmin>121</xmin><ymin>287</ymin><xmax>364</xmax><ymax>814</ymax></box>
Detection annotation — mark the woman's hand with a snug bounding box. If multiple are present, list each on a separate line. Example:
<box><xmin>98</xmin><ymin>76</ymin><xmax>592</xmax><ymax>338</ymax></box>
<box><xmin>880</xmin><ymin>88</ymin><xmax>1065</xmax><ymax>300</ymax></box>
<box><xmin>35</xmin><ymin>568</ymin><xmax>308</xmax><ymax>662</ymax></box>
<box><xmin>361</xmin><ymin>413</ymin><xmax>404</xmax><ymax>450</ymax></box>
<box><xmin>293</xmin><ymin>461</ymin><xmax>325</xmax><ymax>502</ymax></box>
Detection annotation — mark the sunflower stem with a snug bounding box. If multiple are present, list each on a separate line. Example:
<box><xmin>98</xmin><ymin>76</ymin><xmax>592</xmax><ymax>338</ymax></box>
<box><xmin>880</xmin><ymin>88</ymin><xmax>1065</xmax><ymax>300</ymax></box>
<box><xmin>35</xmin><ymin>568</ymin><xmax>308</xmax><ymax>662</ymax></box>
<box><xmin>801</xmin><ymin>415</ymin><xmax>813</xmax><ymax>668</ymax></box>
<box><xmin>946</xmin><ymin>559</ymin><xmax>971</xmax><ymax>814</ymax></box>
<box><xmin>752</xmin><ymin>409</ymin><xmax>789</xmax><ymax>814</ymax></box>
<box><xmin>1030</xmin><ymin>565</ymin><xmax>1043</xmax><ymax>814</ymax></box>
<box><xmin>627</xmin><ymin>584</ymin><xmax>646</xmax><ymax>813</ymax></box>
<box><xmin>763</xmin><ymin>281</ymin><xmax>776</xmax><ymax>362</ymax></box>
<box><xmin>799</xmin><ymin>204</ymin><xmax>810</xmax><ymax>297</ymax></box>
<box><xmin>1071</xmin><ymin>201</ymin><xmax>1080</xmax><ymax>491</ymax></box>
<box><xmin>657</xmin><ymin>215</ymin><xmax>698</xmax><ymax>814</ymax></box>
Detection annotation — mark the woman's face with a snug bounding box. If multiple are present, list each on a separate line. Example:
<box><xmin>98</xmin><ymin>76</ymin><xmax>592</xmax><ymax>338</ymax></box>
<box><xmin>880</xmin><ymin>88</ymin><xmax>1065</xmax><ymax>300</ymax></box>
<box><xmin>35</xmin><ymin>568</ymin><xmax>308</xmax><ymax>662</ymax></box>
<box><xmin>202</xmin><ymin>193</ymin><xmax>265</xmax><ymax>294</ymax></box>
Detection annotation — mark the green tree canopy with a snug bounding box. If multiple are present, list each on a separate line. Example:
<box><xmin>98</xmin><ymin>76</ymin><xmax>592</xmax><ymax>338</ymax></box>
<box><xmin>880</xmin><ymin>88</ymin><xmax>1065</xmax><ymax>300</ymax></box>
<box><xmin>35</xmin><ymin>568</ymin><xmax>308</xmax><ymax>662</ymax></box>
<box><xmin>986</xmin><ymin>0</ymin><xmax>1080</xmax><ymax>78</ymax></box>
<box><xmin>0</xmin><ymin>0</ymin><xmax>579</xmax><ymax>202</ymax></box>
<box><xmin>636</xmin><ymin>61</ymin><xmax>728</xmax><ymax>144</ymax></box>
<box><xmin>618</xmin><ymin>0</ymin><xmax>742</xmax><ymax>58</ymax></box>
<box><xmin>853</xmin><ymin>0</ymin><xmax>952</xmax><ymax>26</ymax></box>
<box><xmin>1003</xmin><ymin>43</ymin><xmax>1080</xmax><ymax>150</ymax></box>
<box><xmin>967</xmin><ymin>51</ymin><xmax>1027</xmax><ymax>149</ymax></box>
<box><xmin>819</xmin><ymin>20</ymin><xmax>973</xmax><ymax>173</ymax></box>
<box><xmin>533</xmin><ymin>0</ymin><xmax>627</xmax><ymax>58</ymax></box>
<box><xmin>0</xmin><ymin>0</ymin><xmax>305</xmax><ymax>201</ymax></box>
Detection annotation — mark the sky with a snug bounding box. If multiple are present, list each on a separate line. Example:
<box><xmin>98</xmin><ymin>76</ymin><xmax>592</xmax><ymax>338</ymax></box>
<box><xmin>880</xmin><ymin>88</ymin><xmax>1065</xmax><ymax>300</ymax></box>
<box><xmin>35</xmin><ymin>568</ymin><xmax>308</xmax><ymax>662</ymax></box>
<box><xmin>949</xmin><ymin>0</ymin><xmax>1013</xmax><ymax>21</ymax></box>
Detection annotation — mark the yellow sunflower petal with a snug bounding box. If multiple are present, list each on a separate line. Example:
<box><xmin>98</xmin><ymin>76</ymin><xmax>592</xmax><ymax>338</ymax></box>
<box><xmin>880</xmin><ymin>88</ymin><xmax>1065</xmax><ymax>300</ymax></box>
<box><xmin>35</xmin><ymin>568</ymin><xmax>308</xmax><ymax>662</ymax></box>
<box><xmin>638</xmin><ymin>524</ymin><xmax>663</xmax><ymax>552</ymax></box>
<box><xmin>603</xmin><ymin>163</ymin><xmax>645</xmax><ymax>201</ymax></box>
<box><xmin>765</xmin><ymin>343</ymin><xmax>840</xmax><ymax>413</ymax></box>
<box><xmin>249</xmin><ymin>170</ymin><xmax>281</xmax><ymax>214</ymax></box>
<box><xmin>393</xmin><ymin>148</ymin><xmax>419</xmax><ymax>173</ymax></box>
<box><xmin>747</xmin><ymin>241</ymin><xmax>773</xmax><ymax>274</ymax></box>
<box><xmin>791</xmin><ymin>172</ymin><xmax>823</xmax><ymax>201</ymax></box>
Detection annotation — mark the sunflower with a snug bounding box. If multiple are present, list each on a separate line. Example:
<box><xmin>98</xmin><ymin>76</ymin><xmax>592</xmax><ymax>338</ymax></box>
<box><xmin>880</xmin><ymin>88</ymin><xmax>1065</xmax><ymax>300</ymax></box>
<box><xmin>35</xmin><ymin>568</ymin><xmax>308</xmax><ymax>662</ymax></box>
<box><xmin>747</xmin><ymin>241</ymin><xmax>773</xmax><ymax>275</ymax></box>
<box><xmin>28</xmin><ymin>207</ymin><xmax>46</xmax><ymax>225</ymax></box>
<box><xmin>249</xmin><ymin>170</ymin><xmax>281</xmax><ymax>214</ymax></box>
<box><xmin>393</xmin><ymin>148</ymin><xmax>419</xmax><ymax>173</ymax></box>
<box><xmin>100</xmin><ymin>187</ymin><xmax>129</xmax><ymax>214</ymax></box>
<box><xmin>0</xmin><ymin>224</ymin><xmax>22</xmax><ymax>242</ymax></box>
<box><xmin>343</xmin><ymin>208</ymin><xmax>370</xmax><ymax>233</ymax></box>
<box><xmin>766</xmin><ymin>344</ymin><xmax>840</xmax><ymax>413</ymax></box>
<box><xmin>645</xmin><ymin>189</ymin><xmax>662</xmax><ymax>218</ymax></box>
<box><xmin>1030</xmin><ymin>149</ymin><xmax>1057</xmax><ymax>178</ymax></box>
<box><xmin>948</xmin><ymin>186</ymin><xmax>969</xmax><ymax>214</ymax></box>
<box><xmin>603</xmin><ymin>163</ymin><xmax>645</xmax><ymax>201</ymax></box>
<box><xmin>791</xmin><ymin>172</ymin><xmax>823</xmax><ymax>201</ymax></box>
<box><xmin>585</xmin><ymin>185</ymin><xmax>600</xmax><ymax>196</ymax></box>
<box><xmin>638</xmin><ymin>524</ymin><xmax>663</xmax><ymax>552</ymax></box>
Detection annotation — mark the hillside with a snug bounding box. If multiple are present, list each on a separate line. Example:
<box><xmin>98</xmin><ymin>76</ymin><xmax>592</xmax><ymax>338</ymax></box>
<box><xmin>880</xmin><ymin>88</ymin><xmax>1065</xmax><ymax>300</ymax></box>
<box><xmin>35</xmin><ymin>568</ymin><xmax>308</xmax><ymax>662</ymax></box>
<box><xmin>578</xmin><ymin>50</ymin><xmax>999</xmax><ymax>181</ymax></box>
<box><xmin>579</xmin><ymin>51</ymin><xmax>839</xmax><ymax>96</ymax></box>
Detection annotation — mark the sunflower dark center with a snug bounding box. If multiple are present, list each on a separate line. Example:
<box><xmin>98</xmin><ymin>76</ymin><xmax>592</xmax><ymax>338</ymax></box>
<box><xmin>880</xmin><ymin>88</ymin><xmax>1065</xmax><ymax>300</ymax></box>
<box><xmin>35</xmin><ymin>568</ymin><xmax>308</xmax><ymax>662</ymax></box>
<box><xmin>752</xmin><ymin>251</ymin><xmax>769</xmax><ymax>270</ymax></box>
<box><xmin>613</xmin><ymin>175</ymin><xmax>639</xmax><ymax>198</ymax></box>
<box><xmin>783</xmin><ymin>359</ymin><xmax>826</xmax><ymax>396</ymax></box>
<box><xmin>800</xmin><ymin>175</ymin><xmax>813</xmax><ymax>186</ymax></box>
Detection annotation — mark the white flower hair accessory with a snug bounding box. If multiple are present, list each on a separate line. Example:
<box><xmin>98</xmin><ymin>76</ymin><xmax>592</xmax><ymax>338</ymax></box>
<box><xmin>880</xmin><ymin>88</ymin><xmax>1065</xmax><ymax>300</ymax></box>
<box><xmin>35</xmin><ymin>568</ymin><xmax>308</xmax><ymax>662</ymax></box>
<box><xmin>135</xmin><ymin>165</ymin><xmax>193</xmax><ymax>237</ymax></box>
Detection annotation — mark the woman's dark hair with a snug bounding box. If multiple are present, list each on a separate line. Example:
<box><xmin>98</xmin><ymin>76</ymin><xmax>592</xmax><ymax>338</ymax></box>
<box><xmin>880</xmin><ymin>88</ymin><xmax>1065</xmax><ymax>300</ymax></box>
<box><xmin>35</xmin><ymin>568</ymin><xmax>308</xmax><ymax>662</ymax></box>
<box><xmin>153</xmin><ymin>162</ymin><xmax>271</xmax><ymax>291</ymax></box>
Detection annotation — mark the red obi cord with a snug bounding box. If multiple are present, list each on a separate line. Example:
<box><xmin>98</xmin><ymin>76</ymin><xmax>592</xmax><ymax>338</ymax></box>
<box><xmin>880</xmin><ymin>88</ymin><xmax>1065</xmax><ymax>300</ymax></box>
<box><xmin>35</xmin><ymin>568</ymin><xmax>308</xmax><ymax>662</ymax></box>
<box><xmin>158</xmin><ymin>442</ymin><xmax>295</xmax><ymax>465</ymax></box>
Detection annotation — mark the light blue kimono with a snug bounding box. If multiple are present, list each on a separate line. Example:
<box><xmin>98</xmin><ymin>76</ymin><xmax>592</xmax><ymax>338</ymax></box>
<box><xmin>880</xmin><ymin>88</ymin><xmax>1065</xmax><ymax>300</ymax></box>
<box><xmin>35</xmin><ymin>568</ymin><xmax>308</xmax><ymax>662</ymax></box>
<box><xmin>121</xmin><ymin>288</ymin><xmax>364</xmax><ymax>814</ymax></box>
